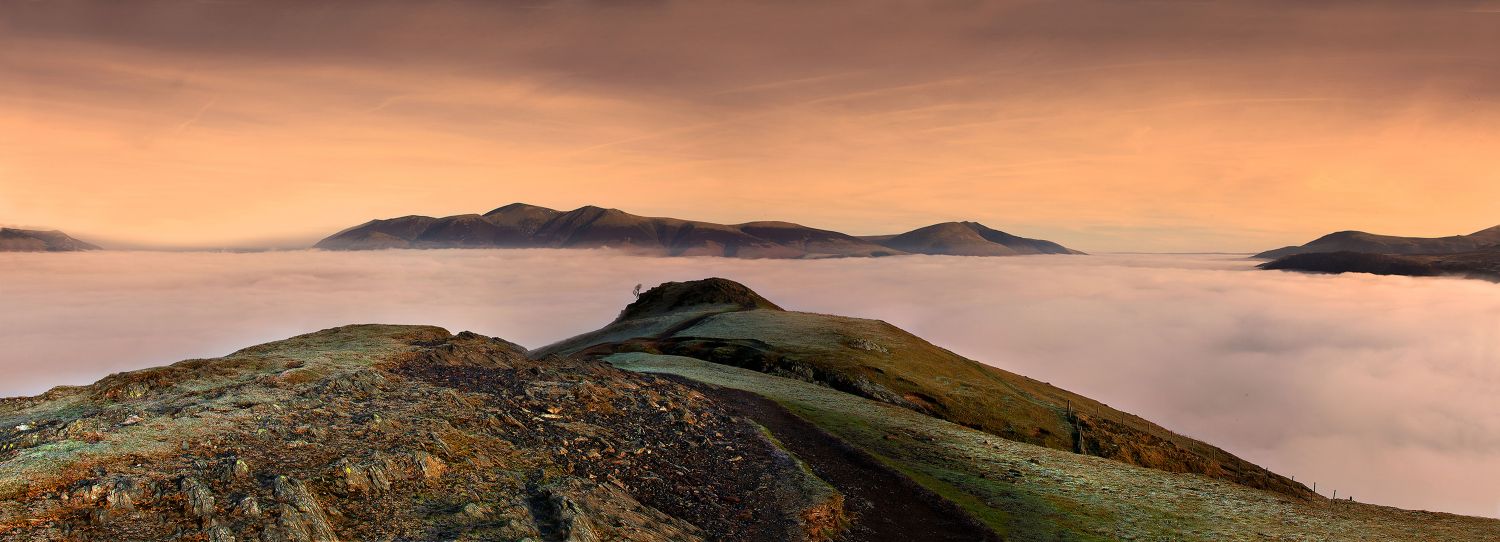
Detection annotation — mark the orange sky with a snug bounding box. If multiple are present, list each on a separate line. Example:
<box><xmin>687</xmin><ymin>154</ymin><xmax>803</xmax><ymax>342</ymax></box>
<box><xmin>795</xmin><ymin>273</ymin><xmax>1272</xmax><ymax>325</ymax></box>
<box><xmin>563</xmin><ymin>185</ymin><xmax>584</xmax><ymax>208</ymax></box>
<box><xmin>2</xmin><ymin>0</ymin><xmax>1499</xmax><ymax>252</ymax></box>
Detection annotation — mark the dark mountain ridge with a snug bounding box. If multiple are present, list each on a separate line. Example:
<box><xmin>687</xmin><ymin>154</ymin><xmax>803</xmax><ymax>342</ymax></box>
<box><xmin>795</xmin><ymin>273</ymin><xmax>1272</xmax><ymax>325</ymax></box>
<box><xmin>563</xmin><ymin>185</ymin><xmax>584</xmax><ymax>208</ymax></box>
<box><xmin>315</xmin><ymin>204</ymin><xmax>1083</xmax><ymax>258</ymax></box>
<box><xmin>1255</xmin><ymin>225</ymin><xmax>1500</xmax><ymax>281</ymax></box>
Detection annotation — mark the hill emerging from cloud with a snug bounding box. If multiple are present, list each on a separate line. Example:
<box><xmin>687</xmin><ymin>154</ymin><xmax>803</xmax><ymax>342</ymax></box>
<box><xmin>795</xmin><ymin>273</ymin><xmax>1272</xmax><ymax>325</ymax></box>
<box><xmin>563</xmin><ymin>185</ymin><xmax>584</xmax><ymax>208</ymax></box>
<box><xmin>1255</xmin><ymin>226</ymin><xmax>1500</xmax><ymax>260</ymax></box>
<box><xmin>315</xmin><ymin>203</ymin><xmax>1082</xmax><ymax>258</ymax></box>
<box><xmin>0</xmin><ymin>228</ymin><xmax>99</xmax><ymax>252</ymax></box>
<box><xmin>1256</xmin><ymin>225</ymin><xmax>1500</xmax><ymax>281</ymax></box>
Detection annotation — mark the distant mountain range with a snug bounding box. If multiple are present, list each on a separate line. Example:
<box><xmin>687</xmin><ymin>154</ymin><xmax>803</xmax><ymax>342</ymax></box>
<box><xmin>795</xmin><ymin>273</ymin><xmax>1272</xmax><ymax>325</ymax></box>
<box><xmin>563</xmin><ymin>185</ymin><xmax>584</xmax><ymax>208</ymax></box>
<box><xmin>315</xmin><ymin>203</ymin><xmax>1084</xmax><ymax>257</ymax></box>
<box><xmin>0</xmin><ymin>228</ymin><xmax>99</xmax><ymax>252</ymax></box>
<box><xmin>1256</xmin><ymin>225</ymin><xmax>1500</xmax><ymax>281</ymax></box>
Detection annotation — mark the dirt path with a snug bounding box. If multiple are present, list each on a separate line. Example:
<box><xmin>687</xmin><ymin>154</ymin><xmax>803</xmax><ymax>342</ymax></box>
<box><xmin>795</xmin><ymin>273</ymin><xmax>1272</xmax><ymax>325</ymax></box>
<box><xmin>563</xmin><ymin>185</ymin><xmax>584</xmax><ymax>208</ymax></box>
<box><xmin>664</xmin><ymin>376</ymin><xmax>1001</xmax><ymax>542</ymax></box>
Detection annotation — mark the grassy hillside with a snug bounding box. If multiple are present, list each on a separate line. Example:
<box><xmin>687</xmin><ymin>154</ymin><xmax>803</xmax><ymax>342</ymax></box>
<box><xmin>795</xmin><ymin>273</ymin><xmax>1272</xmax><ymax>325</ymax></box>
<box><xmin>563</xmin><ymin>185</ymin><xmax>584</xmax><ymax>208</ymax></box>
<box><xmin>547</xmin><ymin>278</ymin><xmax>1313</xmax><ymax>499</ymax></box>
<box><xmin>610</xmin><ymin>353</ymin><xmax>1500</xmax><ymax>542</ymax></box>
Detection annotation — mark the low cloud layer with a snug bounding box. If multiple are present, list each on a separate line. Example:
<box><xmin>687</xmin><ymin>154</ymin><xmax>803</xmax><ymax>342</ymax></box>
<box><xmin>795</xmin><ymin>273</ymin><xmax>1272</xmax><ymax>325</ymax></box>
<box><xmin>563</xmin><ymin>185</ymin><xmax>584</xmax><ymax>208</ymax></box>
<box><xmin>2</xmin><ymin>250</ymin><xmax>1498</xmax><ymax>517</ymax></box>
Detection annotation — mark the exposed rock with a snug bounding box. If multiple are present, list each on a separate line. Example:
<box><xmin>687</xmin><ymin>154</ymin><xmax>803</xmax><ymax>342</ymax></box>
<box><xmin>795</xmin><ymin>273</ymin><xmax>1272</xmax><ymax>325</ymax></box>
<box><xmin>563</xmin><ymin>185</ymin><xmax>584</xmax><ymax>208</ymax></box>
<box><xmin>181</xmin><ymin>477</ymin><xmax>217</xmax><ymax>520</ymax></box>
<box><xmin>235</xmin><ymin>496</ymin><xmax>262</xmax><ymax>518</ymax></box>
<box><xmin>460</xmin><ymin>502</ymin><xmax>491</xmax><ymax>519</ymax></box>
<box><xmin>266</xmin><ymin>476</ymin><xmax>337</xmax><ymax>542</ymax></box>
<box><xmin>413</xmin><ymin>451</ymin><xmax>447</xmax><ymax>484</ymax></box>
<box><xmin>846</xmin><ymin>338</ymin><xmax>888</xmax><ymax>354</ymax></box>
<box><xmin>550</xmin><ymin>492</ymin><xmax>601</xmax><ymax>542</ymax></box>
<box><xmin>0</xmin><ymin>325</ymin><xmax>843</xmax><ymax>542</ymax></box>
<box><xmin>207</xmin><ymin>523</ymin><xmax>237</xmax><ymax>542</ymax></box>
<box><xmin>104</xmin><ymin>478</ymin><xmax>140</xmax><ymax>513</ymax></box>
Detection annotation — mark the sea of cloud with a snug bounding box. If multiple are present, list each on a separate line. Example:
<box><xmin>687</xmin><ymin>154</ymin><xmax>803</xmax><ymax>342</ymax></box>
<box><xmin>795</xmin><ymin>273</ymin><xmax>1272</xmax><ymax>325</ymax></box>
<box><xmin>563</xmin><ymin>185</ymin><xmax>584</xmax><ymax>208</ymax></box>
<box><xmin>2</xmin><ymin>249</ymin><xmax>1498</xmax><ymax>517</ymax></box>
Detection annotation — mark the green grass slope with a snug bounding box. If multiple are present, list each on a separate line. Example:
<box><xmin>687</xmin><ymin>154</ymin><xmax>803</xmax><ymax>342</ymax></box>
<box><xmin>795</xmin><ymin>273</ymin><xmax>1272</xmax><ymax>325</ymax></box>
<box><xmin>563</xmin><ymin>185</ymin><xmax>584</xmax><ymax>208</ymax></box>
<box><xmin>547</xmin><ymin>278</ymin><xmax>1312</xmax><ymax>499</ymax></box>
<box><xmin>610</xmin><ymin>353</ymin><xmax>1500</xmax><ymax>542</ymax></box>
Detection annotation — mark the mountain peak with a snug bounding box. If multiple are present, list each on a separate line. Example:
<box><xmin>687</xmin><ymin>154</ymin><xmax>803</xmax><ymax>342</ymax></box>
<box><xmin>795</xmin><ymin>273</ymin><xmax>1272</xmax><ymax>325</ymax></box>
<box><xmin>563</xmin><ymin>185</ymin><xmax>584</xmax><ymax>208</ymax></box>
<box><xmin>616</xmin><ymin>278</ymin><xmax>782</xmax><ymax>322</ymax></box>
<box><xmin>570</xmin><ymin>204</ymin><xmax>622</xmax><ymax>214</ymax></box>
<box><xmin>483</xmin><ymin>202</ymin><xmax>559</xmax><ymax>216</ymax></box>
<box><xmin>1470</xmin><ymin>225</ymin><xmax>1500</xmax><ymax>238</ymax></box>
<box><xmin>876</xmin><ymin>222</ymin><xmax>1082</xmax><ymax>256</ymax></box>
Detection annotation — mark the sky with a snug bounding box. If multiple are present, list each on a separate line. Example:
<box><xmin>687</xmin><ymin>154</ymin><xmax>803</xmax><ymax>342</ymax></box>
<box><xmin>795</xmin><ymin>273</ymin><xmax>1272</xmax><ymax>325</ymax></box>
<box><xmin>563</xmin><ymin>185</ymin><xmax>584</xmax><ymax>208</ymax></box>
<box><xmin>2</xmin><ymin>0</ymin><xmax>1499</xmax><ymax>251</ymax></box>
<box><xmin>4</xmin><ymin>250</ymin><xmax>1499</xmax><ymax>517</ymax></box>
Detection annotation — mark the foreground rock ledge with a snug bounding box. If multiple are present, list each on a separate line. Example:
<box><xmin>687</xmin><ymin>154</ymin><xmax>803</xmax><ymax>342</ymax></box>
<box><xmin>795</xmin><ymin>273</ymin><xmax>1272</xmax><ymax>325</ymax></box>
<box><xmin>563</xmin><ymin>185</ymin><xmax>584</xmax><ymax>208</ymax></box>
<box><xmin>0</xmin><ymin>325</ymin><xmax>841</xmax><ymax>542</ymax></box>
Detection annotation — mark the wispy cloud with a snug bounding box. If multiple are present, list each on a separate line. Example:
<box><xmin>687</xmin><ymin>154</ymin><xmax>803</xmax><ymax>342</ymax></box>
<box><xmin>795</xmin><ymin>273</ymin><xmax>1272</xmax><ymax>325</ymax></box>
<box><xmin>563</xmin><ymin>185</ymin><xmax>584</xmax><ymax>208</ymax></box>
<box><xmin>708</xmin><ymin>71</ymin><xmax>861</xmax><ymax>96</ymax></box>
<box><xmin>174</xmin><ymin>96</ymin><xmax>217</xmax><ymax>132</ymax></box>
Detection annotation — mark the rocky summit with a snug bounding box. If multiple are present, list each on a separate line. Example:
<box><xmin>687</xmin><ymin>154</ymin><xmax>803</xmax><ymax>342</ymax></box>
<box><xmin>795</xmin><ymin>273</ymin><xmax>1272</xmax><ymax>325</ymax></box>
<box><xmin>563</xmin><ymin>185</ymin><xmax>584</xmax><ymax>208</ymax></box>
<box><xmin>0</xmin><ymin>326</ymin><xmax>841</xmax><ymax>542</ymax></box>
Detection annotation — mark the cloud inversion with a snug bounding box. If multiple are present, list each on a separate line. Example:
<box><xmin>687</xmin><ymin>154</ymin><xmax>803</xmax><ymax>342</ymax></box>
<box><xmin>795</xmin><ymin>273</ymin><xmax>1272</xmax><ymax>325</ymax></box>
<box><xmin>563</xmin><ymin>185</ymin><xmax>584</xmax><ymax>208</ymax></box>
<box><xmin>2</xmin><ymin>250</ymin><xmax>1498</xmax><ymax>517</ymax></box>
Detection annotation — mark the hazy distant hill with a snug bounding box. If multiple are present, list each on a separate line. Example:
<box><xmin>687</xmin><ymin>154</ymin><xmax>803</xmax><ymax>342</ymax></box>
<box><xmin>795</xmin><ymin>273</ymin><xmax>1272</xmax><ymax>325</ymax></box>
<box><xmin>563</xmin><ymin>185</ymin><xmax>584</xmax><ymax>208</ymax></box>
<box><xmin>0</xmin><ymin>228</ymin><xmax>100</xmax><ymax>252</ymax></box>
<box><xmin>1254</xmin><ymin>226</ymin><xmax>1500</xmax><ymax>259</ymax></box>
<box><xmin>864</xmin><ymin>221</ymin><xmax>1084</xmax><ymax>256</ymax></box>
<box><xmin>316</xmin><ymin>204</ymin><xmax>1082</xmax><ymax>258</ymax></box>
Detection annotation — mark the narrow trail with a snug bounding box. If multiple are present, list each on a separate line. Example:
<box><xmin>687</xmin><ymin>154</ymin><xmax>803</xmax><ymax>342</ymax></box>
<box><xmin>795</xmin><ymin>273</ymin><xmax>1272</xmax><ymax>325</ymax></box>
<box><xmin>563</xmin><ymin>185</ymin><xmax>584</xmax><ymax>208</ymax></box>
<box><xmin>665</xmin><ymin>376</ymin><xmax>1001</xmax><ymax>542</ymax></box>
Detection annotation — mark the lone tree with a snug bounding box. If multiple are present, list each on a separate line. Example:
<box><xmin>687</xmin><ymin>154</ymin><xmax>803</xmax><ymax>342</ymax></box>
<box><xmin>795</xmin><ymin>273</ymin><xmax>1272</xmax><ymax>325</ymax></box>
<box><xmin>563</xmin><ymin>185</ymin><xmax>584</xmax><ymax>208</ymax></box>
<box><xmin>632</xmin><ymin>283</ymin><xmax>643</xmax><ymax>298</ymax></box>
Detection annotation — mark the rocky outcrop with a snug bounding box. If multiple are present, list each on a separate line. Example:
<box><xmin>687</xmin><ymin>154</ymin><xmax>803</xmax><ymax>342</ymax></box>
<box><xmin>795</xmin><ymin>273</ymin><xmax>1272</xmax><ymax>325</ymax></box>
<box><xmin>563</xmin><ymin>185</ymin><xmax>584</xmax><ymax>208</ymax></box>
<box><xmin>0</xmin><ymin>325</ymin><xmax>842</xmax><ymax>541</ymax></box>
